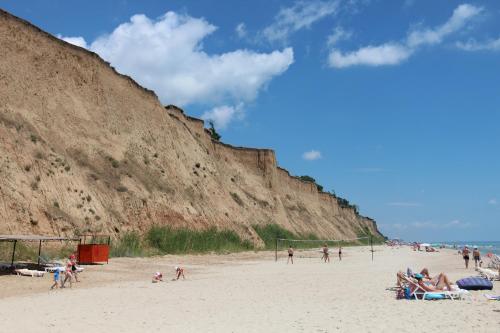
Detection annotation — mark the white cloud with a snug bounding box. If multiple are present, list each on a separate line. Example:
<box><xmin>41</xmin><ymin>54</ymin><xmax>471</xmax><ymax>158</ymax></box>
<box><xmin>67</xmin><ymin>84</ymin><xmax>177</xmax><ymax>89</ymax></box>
<box><xmin>235</xmin><ymin>23</ymin><xmax>247</xmax><ymax>39</ymax></box>
<box><xmin>263</xmin><ymin>0</ymin><xmax>339</xmax><ymax>43</ymax></box>
<box><xmin>456</xmin><ymin>37</ymin><xmax>500</xmax><ymax>51</ymax></box>
<box><xmin>57</xmin><ymin>34</ymin><xmax>88</xmax><ymax>48</ymax></box>
<box><xmin>488</xmin><ymin>198</ymin><xmax>498</xmax><ymax>205</ymax></box>
<box><xmin>57</xmin><ymin>12</ymin><xmax>294</xmax><ymax>111</ymax></box>
<box><xmin>302</xmin><ymin>150</ymin><xmax>322</xmax><ymax>160</ymax></box>
<box><xmin>387</xmin><ymin>202</ymin><xmax>422</xmax><ymax>207</ymax></box>
<box><xmin>328</xmin><ymin>3</ymin><xmax>482</xmax><ymax>68</ymax></box>
<box><xmin>406</xmin><ymin>4</ymin><xmax>483</xmax><ymax>48</ymax></box>
<box><xmin>329</xmin><ymin>43</ymin><xmax>412</xmax><ymax>68</ymax></box>
<box><xmin>201</xmin><ymin>104</ymin><xmax>244</xmax><ymax>130</ymax></box>
<box><xmin>326</xmin><ymin>26</ymin><xmax>352</xmax><ymax>47</ymax></box>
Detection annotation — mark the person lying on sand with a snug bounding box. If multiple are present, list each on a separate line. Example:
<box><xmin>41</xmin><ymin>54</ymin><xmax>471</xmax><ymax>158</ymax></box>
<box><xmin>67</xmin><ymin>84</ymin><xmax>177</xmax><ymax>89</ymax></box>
<box><xmin>173</xmin><ymin>266</ymin><xmax>185</xmax><ymax>280</ymax></box>
<box><xmin>152</xmin><ymin>272</ymin><xmax>163</xmax><ymax>283</ymax></box>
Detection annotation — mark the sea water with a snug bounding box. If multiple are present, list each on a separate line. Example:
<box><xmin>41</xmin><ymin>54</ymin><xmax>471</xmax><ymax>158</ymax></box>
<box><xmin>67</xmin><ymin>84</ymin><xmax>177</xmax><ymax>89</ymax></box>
<box><xmin>444</xmin><ymin>241</ymin><xmax>500</xmax><ymax>256</ymax></box>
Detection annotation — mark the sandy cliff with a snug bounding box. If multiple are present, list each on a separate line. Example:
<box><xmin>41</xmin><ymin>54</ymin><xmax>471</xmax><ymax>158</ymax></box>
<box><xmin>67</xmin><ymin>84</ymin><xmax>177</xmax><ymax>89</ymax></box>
<box><xmin>0</xmin><ymin>9</ymin><xmax>384</xmax><ymax>244</ymax></box>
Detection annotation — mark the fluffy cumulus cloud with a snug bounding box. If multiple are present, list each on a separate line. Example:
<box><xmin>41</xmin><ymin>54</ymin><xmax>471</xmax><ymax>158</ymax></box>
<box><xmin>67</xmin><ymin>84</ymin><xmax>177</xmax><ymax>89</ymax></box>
<box><xmin>201</xmin><ymin>104</ymin><xmax>244</xmax><ymax>130</ymax></box>
<box><xmin>56</xmin><ymin>34</ymin><xmax>88</xmax><ymax>48</ymax></box>
<box><xmin>57</xmin><ymin>12</ymin><xmax>294</xmax><ymax>128</ymax></box>
<box><xmin>302</xmin><ymin>150</ymin><xmax>322</xmax><ymax>160</ymax></box>
<box><xmin>456</xmin><ymin>37</ymin><xmax>500</xmax><ymax>51</ymax></box>
<box><xmin>328</xmin><ymin>3</ymin><xmax>482</xmax><ymax>68</ymax></box>
<box><xmin>263</xmin><ymin>0</ymin><xmax>339</xmax><ymax>43</ymax></box>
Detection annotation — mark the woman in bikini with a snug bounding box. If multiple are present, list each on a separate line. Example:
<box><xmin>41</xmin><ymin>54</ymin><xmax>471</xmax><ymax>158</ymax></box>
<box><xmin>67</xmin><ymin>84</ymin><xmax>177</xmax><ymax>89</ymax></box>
<box><xmin>415</xmin><ymin>272</ymin><xmax>453</xmax><ymax>292</ymax></box>
<box><xmin>287</xmin><ymin>246</ymin><xmax>294</xmax><ymax>264</ymax></box>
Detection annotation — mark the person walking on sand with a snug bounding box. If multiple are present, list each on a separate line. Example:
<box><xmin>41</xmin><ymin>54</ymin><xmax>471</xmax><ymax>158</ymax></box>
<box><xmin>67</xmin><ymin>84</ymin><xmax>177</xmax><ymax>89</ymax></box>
<box><xmin>50</xmin><ymin>267</ymin><xmax>61</xmax><ymax>290</ymax></box>
<box><xmin>338</xmin><ymin>246</ymin><xmax>342</xmax><ymax>261</ymax></box>
<box><xmin>462</xmin><ymin>246</ymin><xmax>470</xmax><ymax>269</ymax></box>
<box><xmin>70</xmin><ymin>254</ymin><xmax>79</xmax><ymax>283</ymax></box>
<box><xmin>472</xmin><ymin>247</ymin><xmax>481</xmax><ymax>268</ymax></box>
<box><xmin>321</xmin><ymin>244</ymin><xmax>330</xmax><ymax>263</ymax></box>
<box><xmin>287</xmin><ymin>246</ymin><xmax>294</xmax><ymax>264</ymax></box>
<box><xmin>61</xmin><ymin>259</ymin><xmax>73</xmax><ymax>288</ymax></box>
<box><xmin>174</xmin><ymin>266</ymin><xmax>185</xmax><ymax>280</ymax></box>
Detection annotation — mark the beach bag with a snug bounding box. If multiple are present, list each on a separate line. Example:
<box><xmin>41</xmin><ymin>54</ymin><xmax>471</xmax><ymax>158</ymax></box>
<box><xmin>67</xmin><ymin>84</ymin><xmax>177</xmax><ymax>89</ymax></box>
<box><xmin>456</xmin><ymin>277</ymin><xmax>493</xmax><ymax>290</ymax></box>
<box><xmin>404</xmin><ymin>287</ymin><xmax>411</xmax><ymax>299</ymax></box>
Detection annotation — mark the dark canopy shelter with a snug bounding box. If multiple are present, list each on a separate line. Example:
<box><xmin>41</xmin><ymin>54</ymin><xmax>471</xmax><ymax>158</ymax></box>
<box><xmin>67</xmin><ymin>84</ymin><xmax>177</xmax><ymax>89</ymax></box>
<box><xmin>0</xmin><ymin>235</ymin><xmax>80</xmax><ymax>267</ymax></box>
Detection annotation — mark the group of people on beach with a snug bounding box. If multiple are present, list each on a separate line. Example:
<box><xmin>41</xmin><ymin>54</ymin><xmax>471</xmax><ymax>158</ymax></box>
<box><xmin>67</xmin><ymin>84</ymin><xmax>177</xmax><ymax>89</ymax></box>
<box><xmin>286</xmin><ymin>244</ymin><xmax>342</xmax><ymax>264</ymax></box>
<box><xmin>50</xmin><ymin>254</ymin><xmax>79</xmax><ymax>290</ymax></box>
<box><xmin>459</xmin><ymin>246</ymin><xmax>482</xmax><ymax>269</ymax></box>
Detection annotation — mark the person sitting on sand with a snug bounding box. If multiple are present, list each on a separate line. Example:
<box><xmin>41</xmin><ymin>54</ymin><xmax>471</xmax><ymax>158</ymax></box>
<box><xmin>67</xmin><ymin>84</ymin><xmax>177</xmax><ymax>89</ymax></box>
<box><xmin>287</xmin><ymin>246</ymin><xmax>294</xmax><ymax>264</ymax></box>
<box><xmin>152</xmin><ymin>272</ymin><xmax>163</xmax><ymax>283</ymax></box>
<box><xmin>174</xmin><ymin>266</ymin><xmax>185</xmax><ymax>280</ymax></box>
<box><xmin>321</xmin><ymin>244</ymin><xmax>330</xmax><ymax>263</ymax></box>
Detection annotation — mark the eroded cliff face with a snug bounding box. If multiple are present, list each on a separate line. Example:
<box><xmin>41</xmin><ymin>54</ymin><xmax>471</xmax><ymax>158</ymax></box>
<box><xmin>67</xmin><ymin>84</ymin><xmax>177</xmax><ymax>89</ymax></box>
<box><xmin>0</xmin><ymin>9</ymin><xmax>384</xmax><ymax>245</ymax></box>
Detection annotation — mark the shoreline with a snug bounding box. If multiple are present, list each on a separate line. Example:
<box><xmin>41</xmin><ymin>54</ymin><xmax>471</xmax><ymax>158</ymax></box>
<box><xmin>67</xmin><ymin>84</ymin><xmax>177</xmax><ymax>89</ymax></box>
<box><xmin>0</xmin><ymin>246</ymin><xmax>499</xmax><ymax>332</ymax></box>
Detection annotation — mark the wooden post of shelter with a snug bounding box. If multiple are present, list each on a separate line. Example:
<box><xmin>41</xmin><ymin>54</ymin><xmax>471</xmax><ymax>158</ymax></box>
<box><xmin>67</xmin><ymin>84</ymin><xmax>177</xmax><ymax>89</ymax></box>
<box><xmin>275</xmin><ymin>237</ymin><xmax>278</xmax><ymax>262</ymax></box>
<box><xmin>37</xmin><ymin>239</ymin><xmax>42</xmax><ymax>265</ymax></box>
<box><xmin>10</xmin><ymin>240</ymin><xmax>17</xmax><ymax>267</ymax></box>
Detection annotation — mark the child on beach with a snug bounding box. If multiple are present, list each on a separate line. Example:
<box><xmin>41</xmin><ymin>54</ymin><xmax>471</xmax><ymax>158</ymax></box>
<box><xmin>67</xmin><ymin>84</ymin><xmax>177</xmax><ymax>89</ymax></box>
<box><xmin>50</xmin><ymin>268</ymin><xmax>61</xmax><ymax>289</ymax></box>
<box><xmin>287</xmin><ymin>246</ymin><xmax>294</xmax><ymax>264</ymax></box>
<box><xmin>152</xmin><ymin>272</ymin><xmax>163</xmax><ymax>283</ymax></box>
<box><xmin>174</xmin><ymin>266</ymin><xmax>185</xmax><ymax>280</ymax></box>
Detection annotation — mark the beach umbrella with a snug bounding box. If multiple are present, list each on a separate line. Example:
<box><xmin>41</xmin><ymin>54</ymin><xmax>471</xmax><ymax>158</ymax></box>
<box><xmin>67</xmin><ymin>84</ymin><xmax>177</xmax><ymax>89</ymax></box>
<box><xmin>420</xmin><ymin>243</ymin><xmax>431</xmax><ymax>247</ymax></box>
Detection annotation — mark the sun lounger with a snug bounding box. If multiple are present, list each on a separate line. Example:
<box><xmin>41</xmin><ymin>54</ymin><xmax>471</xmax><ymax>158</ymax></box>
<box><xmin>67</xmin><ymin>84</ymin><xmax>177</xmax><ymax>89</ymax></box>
<box><xmin>15</xmin><ymin>268</ymin><xmax>45</xmax><ymax>277</ymax></box>
<box><xmin>397</xmin><ymin>274</ymin><xmax>469</xmax><ymax>301</ymax></box>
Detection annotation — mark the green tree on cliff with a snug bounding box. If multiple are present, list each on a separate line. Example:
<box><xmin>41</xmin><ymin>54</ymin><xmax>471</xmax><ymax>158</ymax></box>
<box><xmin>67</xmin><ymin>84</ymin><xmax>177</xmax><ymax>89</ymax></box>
<box><xmin>208</xmin><ymin>121</ymin><xmax>221</xmax><ymax>141</ymax></box>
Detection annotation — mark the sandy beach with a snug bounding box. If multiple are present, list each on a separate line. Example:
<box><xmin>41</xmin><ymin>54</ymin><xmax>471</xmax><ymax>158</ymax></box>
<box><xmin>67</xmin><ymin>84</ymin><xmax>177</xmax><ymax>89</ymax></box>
<box><xmin>0</xmin><ymin>246</ymin><xmax>499</xmax><ymax>332</ymax></box>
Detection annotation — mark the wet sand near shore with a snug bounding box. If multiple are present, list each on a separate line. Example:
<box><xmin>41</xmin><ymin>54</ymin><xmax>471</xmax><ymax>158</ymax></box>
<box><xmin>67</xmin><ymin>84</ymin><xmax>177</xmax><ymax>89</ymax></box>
<box><xmin>0</xmin><ymin>246</ymin><xmax>499</xmax><ymax>332</ymax></box>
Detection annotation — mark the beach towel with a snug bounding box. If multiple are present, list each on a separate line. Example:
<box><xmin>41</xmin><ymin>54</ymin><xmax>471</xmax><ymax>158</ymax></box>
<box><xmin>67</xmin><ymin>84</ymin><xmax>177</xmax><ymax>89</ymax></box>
<box><xmin>456</xmin><ymin>277</ymin><xmax>493</xmax><ymax>290</ymax></box>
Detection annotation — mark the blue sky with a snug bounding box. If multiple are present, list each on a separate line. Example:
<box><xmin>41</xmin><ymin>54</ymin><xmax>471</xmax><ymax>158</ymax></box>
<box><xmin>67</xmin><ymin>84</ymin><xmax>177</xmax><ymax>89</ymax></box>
<box><xmin>2</xmin><ymin>0</ymin><xmax>499</xmax><ymax>242</ymax></box>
